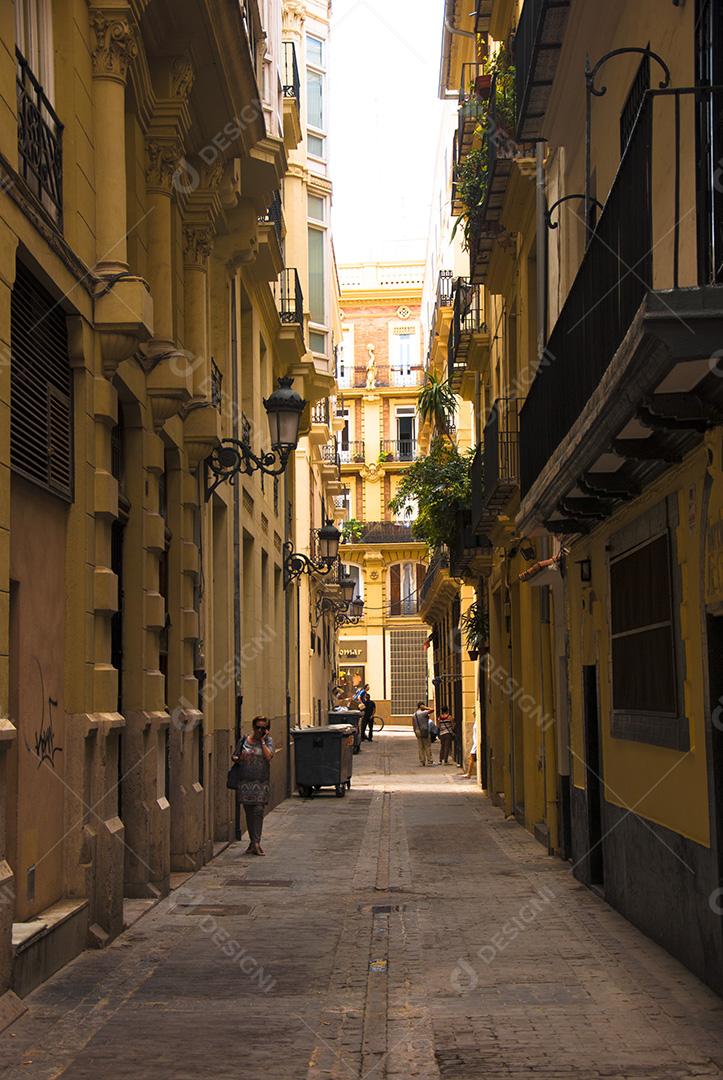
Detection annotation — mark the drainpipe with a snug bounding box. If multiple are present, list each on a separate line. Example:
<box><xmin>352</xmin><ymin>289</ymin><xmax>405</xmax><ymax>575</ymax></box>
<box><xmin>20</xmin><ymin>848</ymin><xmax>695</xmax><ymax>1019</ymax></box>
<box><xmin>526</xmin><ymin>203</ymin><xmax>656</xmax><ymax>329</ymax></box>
<box><xmin>440</xmin><ymin>0</ymin><xmax>476</xmax><ymax>99</ymax></box>
<box><xmin>231</xmin><ymin>278</ymin><xmax>242</xmax><ymax>842</ymax></box>
<box><xmin>536</xmin><ymin>142</ymin><xmax>547</xmax><ymax>360</ymax></box>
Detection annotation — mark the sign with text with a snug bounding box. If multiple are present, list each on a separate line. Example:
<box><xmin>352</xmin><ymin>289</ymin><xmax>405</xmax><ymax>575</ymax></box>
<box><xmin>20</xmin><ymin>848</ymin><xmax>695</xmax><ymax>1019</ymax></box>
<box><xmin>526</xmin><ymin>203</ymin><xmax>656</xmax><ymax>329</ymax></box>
<box><xmin>338</xmin><ymin>641</ymin><xmax>367</xmax><ymax>662</ymax></box>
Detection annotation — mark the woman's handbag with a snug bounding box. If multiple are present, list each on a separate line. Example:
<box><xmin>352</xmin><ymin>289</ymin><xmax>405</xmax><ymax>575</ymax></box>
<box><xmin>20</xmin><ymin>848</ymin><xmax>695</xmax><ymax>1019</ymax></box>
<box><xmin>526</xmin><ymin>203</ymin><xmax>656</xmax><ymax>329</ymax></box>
<box><xmin>429</xmin><ymin>721</ymin><xmax>439</xmax><ymax>743</ymax></box>
<box><xmin>226</xmin><ymin>737</ymin><xmax>247</xmax><ymax>790</ymax></box>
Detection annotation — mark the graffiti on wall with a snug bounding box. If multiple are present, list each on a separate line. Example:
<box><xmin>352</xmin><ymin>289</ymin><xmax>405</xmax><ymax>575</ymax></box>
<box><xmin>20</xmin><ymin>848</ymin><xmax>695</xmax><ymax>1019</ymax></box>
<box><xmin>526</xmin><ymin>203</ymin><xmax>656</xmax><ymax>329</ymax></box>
<box><xmin>23</xmin><ymin>657</ymin><xmax>62</xmax><ymax>769</ymax></box>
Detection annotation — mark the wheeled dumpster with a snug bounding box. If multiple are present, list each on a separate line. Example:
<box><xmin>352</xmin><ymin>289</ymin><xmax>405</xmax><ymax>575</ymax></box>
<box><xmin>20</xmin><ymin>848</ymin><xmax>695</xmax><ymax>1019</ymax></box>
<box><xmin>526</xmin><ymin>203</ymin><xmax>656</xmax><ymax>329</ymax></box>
<box><xmin>328</xmin><ymin>708</ymin><xmax>362</xmax><ymax>753</ymax></box>
<box><xmin>293</xmin><ymin>724</ymin><xmax>354</xmax><ymax>798</ymax></box>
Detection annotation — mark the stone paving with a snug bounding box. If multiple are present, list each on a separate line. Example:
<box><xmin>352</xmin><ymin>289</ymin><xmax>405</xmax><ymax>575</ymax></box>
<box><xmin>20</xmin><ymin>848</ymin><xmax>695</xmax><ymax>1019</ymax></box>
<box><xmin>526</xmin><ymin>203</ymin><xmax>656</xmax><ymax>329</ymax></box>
<box><xmin>1</xmin><ymin>730</ymin><xmax>723</xmax><ymax>1079</ymax></box>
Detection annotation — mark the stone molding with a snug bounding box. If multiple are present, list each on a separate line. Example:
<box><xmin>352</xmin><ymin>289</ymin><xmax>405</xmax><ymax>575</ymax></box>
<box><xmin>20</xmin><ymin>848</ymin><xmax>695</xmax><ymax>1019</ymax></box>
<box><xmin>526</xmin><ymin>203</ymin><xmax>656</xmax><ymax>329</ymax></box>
<box><xmin>90</xmin><ymin>8</ymin><xmax>138</xmax><ymax>82</ymax></box>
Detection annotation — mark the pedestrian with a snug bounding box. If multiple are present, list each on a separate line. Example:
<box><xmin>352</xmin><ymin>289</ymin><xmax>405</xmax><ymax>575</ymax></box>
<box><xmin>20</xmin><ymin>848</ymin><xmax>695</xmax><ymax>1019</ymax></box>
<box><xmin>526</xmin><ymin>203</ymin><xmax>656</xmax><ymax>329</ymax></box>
<box><xmin>412</xmin><ymin>701</ymin><xmax>434</xmax><ymax>766</ymax></box>
<box><xmin>464</xmin><ymin>722</ymin><xmax>478</xmax><ymax>778</ymax></box>
<box><xmin>437</xmin><ymin>705</ymin><xmax>455</xmax><ymax>764</ymax></box>
<box><xmin>362</xmin><ymin>689</ymin><xmax>376</xmax><ymax>741</ymax></box>
<box><xmin>231</xmin><ymin>716</ymin><xmax>275</xmax><ymax>856</ymax></box>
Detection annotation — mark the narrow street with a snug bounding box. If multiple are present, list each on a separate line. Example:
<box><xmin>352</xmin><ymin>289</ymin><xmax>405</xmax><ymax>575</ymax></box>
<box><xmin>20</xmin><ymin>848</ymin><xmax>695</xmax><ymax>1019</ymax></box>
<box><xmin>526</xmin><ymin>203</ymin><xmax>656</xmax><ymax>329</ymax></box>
<box><xmin>0</xmin><ymin>732</ymin><xmax>721</xmax><ymax>1080</ymax></box>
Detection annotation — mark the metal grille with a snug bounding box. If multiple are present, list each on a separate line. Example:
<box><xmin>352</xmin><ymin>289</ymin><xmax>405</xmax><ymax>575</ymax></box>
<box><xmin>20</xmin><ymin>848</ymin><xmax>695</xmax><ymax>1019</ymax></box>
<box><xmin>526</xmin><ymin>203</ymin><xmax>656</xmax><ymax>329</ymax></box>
<box><xmin>389</xmin><ymin>630</ymin><xmax>428</xmax><ymax>715</ymax></box>
<box><xmin>10</xmin><ymin>261</ymin><xmax>73</xmax><ymax>500</ymax></box>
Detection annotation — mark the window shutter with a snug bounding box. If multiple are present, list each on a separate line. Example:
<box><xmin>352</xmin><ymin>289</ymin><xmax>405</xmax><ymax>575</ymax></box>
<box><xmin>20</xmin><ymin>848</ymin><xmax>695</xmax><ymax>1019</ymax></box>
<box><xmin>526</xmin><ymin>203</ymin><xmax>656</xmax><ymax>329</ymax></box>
<box><xmin>389</xmin><ymin>563</ymin><xmax>400</xmax><ymax>616</ymax></box>
<box><xmin>416</xmin><ymin>563</ymin><xmax>426</xmax><ymax>597</ymax></box>
<box><xmin>11</xmin><ymin>262</ymin><xmax>73</xmax><ymax>500</ymax></box>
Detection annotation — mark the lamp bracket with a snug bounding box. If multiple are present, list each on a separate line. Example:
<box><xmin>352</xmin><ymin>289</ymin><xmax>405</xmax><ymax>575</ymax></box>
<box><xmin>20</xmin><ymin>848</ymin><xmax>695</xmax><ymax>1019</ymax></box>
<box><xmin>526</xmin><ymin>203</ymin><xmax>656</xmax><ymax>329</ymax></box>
<box><xmin>205</xmin><ymin>438</ymin><xmax>291</xmax><ymax>500</ymax></box>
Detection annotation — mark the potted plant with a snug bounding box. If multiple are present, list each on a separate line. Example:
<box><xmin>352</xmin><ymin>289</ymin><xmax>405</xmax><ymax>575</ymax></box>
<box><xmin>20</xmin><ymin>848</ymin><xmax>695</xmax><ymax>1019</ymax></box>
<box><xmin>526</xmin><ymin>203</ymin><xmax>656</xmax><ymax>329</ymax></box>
<box><xmin>460</xmin><ymin>599</ymin><xmax>489</xmax><ymax>661</ymax></box>
<box><xmin>473</xmin><ymin>72</ymin><xmax>492</xmax><ymax>99</ymax></box>
<box><xmin>341</xmin><ymin>518</ymin><xmax>365</xmax><ymax>543</ymax></box>
<box><xmin>378</xmin><ymin>450</ymin><xmax>394</xmax><ymax>463</ymax></box>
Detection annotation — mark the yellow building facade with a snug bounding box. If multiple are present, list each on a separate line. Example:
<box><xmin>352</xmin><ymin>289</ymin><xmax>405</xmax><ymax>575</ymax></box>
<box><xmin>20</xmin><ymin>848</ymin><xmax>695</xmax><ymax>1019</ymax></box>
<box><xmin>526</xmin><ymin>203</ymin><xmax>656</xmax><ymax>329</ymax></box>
<box><xmin>0</xmin><ymin>0</ymin><xmax>339</xmax><ymax>1007</ymax></box>
<box><xmin>437</xmin><ymin>0</ymin><xmax>723</xmax><ymax>994</ymax></box>
<box><xmin>336</xmin><ymin>263</ymin><xmax>430</xmax><ymax>725</ymax></box>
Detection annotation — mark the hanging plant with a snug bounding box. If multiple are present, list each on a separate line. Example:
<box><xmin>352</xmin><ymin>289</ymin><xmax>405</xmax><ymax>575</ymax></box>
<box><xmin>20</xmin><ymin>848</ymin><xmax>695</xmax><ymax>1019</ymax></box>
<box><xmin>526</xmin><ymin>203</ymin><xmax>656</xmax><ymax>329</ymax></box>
<box><xmin>460</xmin><ymin>599</ymin><xmax>489</xmax><ymax>656</ymax></box>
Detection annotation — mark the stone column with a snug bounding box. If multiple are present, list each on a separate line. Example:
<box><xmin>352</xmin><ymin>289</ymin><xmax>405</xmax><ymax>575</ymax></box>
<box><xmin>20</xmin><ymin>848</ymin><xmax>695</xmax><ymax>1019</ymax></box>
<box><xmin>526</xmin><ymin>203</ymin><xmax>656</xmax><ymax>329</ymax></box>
<box><xmin>90</xmin><ymin>5</ymin><xmax>137</xmax><ymax>273</ymax></box>
<box><xmin>183</xmin><ymin>225</ymin><xmax>213</xmax><ymax>397</ymax></box>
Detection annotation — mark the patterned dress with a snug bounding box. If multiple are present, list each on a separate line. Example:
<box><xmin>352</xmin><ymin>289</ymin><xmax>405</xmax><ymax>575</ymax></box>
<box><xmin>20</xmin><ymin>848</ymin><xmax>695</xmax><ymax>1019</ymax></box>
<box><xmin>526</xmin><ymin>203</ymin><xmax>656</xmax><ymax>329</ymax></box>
<box><xmin>234</xmin><ymin>735</ymin><xmax>274</xmax><ymax>805</ymax></box>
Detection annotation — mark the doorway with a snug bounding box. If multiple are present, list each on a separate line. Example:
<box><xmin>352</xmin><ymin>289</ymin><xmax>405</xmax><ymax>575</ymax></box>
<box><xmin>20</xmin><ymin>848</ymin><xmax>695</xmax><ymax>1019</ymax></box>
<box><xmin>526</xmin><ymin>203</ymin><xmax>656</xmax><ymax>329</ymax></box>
<box><xmin>582</xmin><ymin>664</ymin><xmax>605</xmax><ymax>888</ymax></box>
<box><xmin>396</xmin><ymin>407</ymin><xmax>415</xmax><ymax>461</ymax></box>
<box><xmin>707</xmin><ymin>614</ymin><xmax>723</xmax><ymax>900</ymax></box>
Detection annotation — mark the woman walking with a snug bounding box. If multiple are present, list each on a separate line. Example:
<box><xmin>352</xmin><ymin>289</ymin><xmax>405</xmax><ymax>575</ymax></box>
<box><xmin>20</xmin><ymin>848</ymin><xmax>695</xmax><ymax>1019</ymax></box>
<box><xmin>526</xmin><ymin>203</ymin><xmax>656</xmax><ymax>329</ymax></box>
<box><xmin>437</xmin><ymin>706</ymin><xmax>455</xmax><ymax>764</ymax></box>
<box><xmin>231</xmin><ymin>716</ymin><xmax>275</xmax><ymax>855</ymax></box>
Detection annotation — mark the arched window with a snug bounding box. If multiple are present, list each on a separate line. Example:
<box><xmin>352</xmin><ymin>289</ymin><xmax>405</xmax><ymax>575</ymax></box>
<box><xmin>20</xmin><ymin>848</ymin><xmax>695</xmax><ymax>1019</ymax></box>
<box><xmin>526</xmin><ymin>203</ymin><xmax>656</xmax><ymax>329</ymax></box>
<box><xmin>389</xmin><ymin>562</ymin><xmax>425</xmax><ymax>616</ymax></box>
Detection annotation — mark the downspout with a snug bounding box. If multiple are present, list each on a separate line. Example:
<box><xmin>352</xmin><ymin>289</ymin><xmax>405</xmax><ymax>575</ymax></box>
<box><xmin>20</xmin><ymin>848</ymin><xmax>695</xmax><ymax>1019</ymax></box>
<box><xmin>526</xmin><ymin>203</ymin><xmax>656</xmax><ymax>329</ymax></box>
<box><xmin>536</xmin><ymin>142</ymin><xmax>548</xmax><ymax>360</ymax></box>
<box><xmin>231</xmin><ymin>278</ymin><xmax>242</xmax><ymax>841</ymax></box>
<box><xmin>440</xmin><ymin>0</ymin><xmax>476</xmax><ymax>100</ymax></box>
<box><xmin>284</xmin><ymin>470</ymin><xmax>292</xmax><ymax>797</ymax></box>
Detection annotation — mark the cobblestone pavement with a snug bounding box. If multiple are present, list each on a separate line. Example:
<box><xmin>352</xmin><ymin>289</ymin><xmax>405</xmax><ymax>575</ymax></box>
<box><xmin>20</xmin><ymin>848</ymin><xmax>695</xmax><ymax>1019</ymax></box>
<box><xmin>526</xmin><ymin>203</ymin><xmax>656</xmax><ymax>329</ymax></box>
<box><xmin>1</xmin><ymin>730</ymin><xmax>723</xmax><ymax>1080</ymax></box>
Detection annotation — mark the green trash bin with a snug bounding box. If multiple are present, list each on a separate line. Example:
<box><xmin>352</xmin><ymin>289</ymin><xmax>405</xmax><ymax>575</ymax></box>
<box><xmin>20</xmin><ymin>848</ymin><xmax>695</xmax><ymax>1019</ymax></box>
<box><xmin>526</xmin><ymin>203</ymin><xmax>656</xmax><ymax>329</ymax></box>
<box><xmin>292</xmin><ymin>724</ymin><xmax>354</xmax><ymax>798</ymax></box>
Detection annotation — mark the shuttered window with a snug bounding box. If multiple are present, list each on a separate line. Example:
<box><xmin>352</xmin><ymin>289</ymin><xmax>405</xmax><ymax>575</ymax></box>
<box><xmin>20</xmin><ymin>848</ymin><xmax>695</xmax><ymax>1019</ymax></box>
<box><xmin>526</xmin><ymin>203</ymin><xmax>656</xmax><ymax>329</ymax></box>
<box><xmin>610</xmin><ymin>532</ymin><xmax>677</xmax><ymax>714</ymax></box>
<box><xmin>389</xmin><ymin>562</ymin><xmax>425</xmax><ymax>617</ymax></box>
<box><xmin>10</xmin><ymin>262</ymin><xmax>73</xmax><ymax>499</ymax></box>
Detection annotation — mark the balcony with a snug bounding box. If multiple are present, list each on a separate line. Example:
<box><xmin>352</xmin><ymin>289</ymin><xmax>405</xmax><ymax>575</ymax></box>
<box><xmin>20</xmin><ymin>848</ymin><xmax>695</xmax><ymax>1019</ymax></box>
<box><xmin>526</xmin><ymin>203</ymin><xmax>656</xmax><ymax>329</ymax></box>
<box><xmin>514</xmin><ymin>0</ymin><xmax>571</xmax><ymax>142</ymax></box>
<box><xmin>256</xmin><ymin>190</ymin><xmax>284</xmax><ymax>280</ymax></box>
<box><xmin>456</xmin><ymin>64</ymin><xmax>488</xmax><ymax>167</ymax></box>
<box><xmin>390</xmin><ymin>367</ymin><xmax>424</xmax><ymax>388</ymax></box>
<box><xmin>449</xmin><ymin>505</ymin><xmax>493</xmax><ymax>580</ymax></box>
<box><xmin>210</xmin><ymin>358</ymin><xmax>223</xmax><ymax>412</ymax></box>
<box><xmin>447</xmin><ymin>279</ymin><xmax>486</xmax><ymax>391</ymax></box>
<box><xmin>342</xmin><ymin>521</ymin><xmax>416</xmax><ymax>545</ymax></box>
<box><xmin>469</xmin><ymin>70</ymin><xmax>536</xmax><ymax>285</ymax></box>
<box><xmin>473</xmin><ymin>398</ymin><xmax>521</xmax><ymax>530</ymax></box>
<box><xmin>320</xmin><ymin>440</ymin><xmax>340</xmax><ymax>467</ymax></box>
<box><xmin>276</xmin><ymin>267</ymin><xmax>305</xmax><ymax>364</ymax></box>
<box><xmin>16</xmin><ymin>49</ymin><xmax>63</xmax><ymax>228</ymax></box>
<box><xmin>312</xmin><ymin>398</ymin><xmax>331</xmax><ymax>426</ymax></box>
<box><xmin>518</xmin><ymin>87</ymin><xmax>723</xmax><ymax>534</ymax></box>
<box><xmin>281</xmin><ymin>41</ymin><xmax>302</xmax><ymax>149</ymax></box>
<box><xmin>475</xmin><ymin>0</ymin><xmax>493</xmax><ymax>32</ymax></box>
<box><xmin>340</xmin><ymin>440</ymin><xmax>365</xmax><ymax>465</ymax></box>
<box><xmin>436</xmin><ymin>270</ymin><xmax>454</xmax><ymax>309</ymax></box>
<box><xmin>379</xmin><ymin>439</ymin><xmax>418</xmax><ymax>463</ymax></box>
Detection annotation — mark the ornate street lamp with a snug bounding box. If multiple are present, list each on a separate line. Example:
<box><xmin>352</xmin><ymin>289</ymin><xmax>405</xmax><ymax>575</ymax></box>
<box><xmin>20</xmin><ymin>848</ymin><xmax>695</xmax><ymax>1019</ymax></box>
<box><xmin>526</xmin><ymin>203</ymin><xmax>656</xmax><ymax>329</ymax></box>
<box><xmin>205</xmin><ymin>376</ymin><xmax>306</xmax><ymax>499</ymax></box>
<box><xmin>335</xmin><ymin>595</ymin><xmax>364</xmax><ymax>629</ymax></box>
<box><xmin>283</xmin><ymin>518</ymin><xmax>342</xmax><ymax>588</ymax></box>
<box><xmin>339</xmin><ymin>571</ymin><xmax>356</xmax><ymax>605</ymax></box>
<box><xmin>313</xmin><ymin>570</ymin><xmax>358</xmax><ymax>621</ymax></box>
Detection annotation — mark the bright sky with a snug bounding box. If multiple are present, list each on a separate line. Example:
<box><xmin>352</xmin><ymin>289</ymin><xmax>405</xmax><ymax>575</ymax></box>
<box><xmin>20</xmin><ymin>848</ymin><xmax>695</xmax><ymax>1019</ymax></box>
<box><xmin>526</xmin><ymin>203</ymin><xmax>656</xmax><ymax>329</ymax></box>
<box><xmin>329</xmin><ymin>0</ymin><xmax>445</xmax><ymax>265</ymax></box>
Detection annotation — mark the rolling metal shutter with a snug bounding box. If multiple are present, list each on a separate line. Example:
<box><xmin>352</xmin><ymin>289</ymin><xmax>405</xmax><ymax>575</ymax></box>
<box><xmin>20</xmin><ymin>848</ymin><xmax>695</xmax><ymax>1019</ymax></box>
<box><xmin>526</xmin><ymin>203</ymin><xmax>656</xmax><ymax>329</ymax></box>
<box><xmin>10</xmin><ymin>262</ymin><xmax>73</xmax><ymax>500</ymax></box>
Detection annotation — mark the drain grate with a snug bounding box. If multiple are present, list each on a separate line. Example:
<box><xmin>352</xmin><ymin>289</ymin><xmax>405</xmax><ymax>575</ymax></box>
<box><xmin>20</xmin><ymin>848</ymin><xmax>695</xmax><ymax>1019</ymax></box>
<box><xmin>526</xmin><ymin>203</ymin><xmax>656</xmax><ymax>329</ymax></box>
<box><xmin>358</xmin><ymin>903</ymin><xmax>405</xmax><ymax>914</ymax></box>
<box><xmin>170</xmin><ymin>904</ymin><xmax>255</xmax><ymax>916</ymax></box>
<box><xmin>224</xmin><ymin>879</ymin><xmax>294</xmax><ymax>888</ymax></box>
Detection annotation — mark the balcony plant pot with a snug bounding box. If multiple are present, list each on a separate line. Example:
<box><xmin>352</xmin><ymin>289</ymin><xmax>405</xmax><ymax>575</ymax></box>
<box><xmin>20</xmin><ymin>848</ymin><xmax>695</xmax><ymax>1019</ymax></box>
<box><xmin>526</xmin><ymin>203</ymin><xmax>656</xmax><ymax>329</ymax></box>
<box><xmin>353</xmin><ymin>452</ymin><xmax>365</xmax><ymax>463</ymax></box>
<box><xmin>474</xmin><ymin>74</ymin><xmax>492</xmax><ymax>99</ymax></box>
<box><xmin>467</xmin><ymin>649</ymin><xmax>479</xmax><ymax>662</ymax></box>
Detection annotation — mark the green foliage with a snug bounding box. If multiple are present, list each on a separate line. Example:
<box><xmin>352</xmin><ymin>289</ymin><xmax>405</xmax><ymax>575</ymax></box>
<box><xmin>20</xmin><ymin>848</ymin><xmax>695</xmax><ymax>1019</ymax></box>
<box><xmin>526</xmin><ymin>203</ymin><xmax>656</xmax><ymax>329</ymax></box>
<box><xmin>341</xmin><ymin>518</ymin><xmax>364</xmax><ymax>543</ymax></box>
<box><xmin>460</xmin><ymin>599</ymin><xmax>489</xmax><ymax>651</ymax></box>
<box><xmin>416</xmin><ymin>372</ymin><xmax>457</xmax><ymax>434</ymax></box>
<box><xmin>453</xmin><ymin>52</ymin><xmax>517</xmax><ymax>250</ymax></box>
<box><xmin>388</xmin><ymin>440</ymin><xmax>474</xmax><ymax>552</ymax></box>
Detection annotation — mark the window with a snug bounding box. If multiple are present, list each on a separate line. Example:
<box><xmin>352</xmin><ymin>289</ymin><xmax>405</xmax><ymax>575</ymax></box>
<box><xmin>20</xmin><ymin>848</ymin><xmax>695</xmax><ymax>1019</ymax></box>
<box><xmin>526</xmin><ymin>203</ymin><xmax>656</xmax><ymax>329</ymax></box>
<box><xmin>10</xmin><ymin>261</ymin><xmax>73</xmax><ymax>500</ymax></box>
<box><xmin>308</xmin><ymin>226</ymin><xmax>325</xmax><ymax>325</ymax></box>
<box><xmin>347</xmin><ymin>564</ymin><xmax>363</xmax><ymax>600</ymax></box>
<box><xmin>609</xmin><ymin>528</ymin><xmax>687</xmax><ymax>749</ymax></box>
<box><xmin>309</xmin><ymin>330</ymin><xmax>327</xmax><ymax>354</ymax></box>
<box><xmin>390</xmin><ymin>630</ymin><xmax>428</xmax><ymax>714</ymax></box>
<box><xmin>306</xmin><ymin>32</ymin><xmax>326</xmax><ymax>159</ymax></box>
<box><xmin>338</xmin><ymin>326</ymin><xmax>354</xmax><ymax>387</ymax></box>
<box><xmin>611</xmin><ymin>533</ymin><xmax>677</xmax><ymax>713</ymax></box>
<box><xmin>395</xmin><ymin>406</ymin><xmax>416</xmax><ymax>460</ymax></box>
<box><xmin>390</xmin><ymin>324</ymin><xmax>418</xmax><ymax>386</ymax></box>
<box><xmin>339</xmin><ymin>408</ymin><xmax>350</xmax><ymax>461</ymax></box>
<box><xmin>308</xmin><ymin>194</ymin><xmax>325</xmax><ymax>221</ymax></box>
<box><xmin>15</xmin><ymin>0</ymin><xmax>54</xmax><ymax>94</ymax></box>
<box><xmin>389</xmin><ymin>563</ymin><xmax>425</xmax><ymax>616</ymax></box>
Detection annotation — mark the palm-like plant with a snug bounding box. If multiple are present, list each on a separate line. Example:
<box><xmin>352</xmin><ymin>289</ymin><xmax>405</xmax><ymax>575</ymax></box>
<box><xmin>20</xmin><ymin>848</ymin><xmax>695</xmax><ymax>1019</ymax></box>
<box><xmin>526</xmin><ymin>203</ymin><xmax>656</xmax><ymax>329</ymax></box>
<box><xmin>417</xmin><ymin>372</ymin><xmax>457</xmax><ymax>435</ymax></box>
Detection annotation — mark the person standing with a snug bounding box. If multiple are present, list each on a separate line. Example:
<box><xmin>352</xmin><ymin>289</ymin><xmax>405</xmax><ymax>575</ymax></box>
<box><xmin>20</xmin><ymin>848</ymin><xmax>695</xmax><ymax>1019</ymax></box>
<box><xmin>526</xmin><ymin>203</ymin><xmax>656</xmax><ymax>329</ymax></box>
<box><xmin>362</xmin><ymin>689</ymin><xmax>376</xmax><ymax>742</ymax></box>
<box><xmin>437</xmin><ymin>706</ymin><xmax>455</xmax><ymax>765</ymax></box>
<box><xmin>412</xmin><ymin>702</ymin><xmax>433</xmax><ymax>766</ymax></box>
<box><xmin>464</xmin><ymin>722</ymin><xmax>479</xmax><ymax>779</ymax></box>
<box><xmin>231</xmin><ymin>716</ymin><xmax>275</xmax><ymax>856</ymax></box>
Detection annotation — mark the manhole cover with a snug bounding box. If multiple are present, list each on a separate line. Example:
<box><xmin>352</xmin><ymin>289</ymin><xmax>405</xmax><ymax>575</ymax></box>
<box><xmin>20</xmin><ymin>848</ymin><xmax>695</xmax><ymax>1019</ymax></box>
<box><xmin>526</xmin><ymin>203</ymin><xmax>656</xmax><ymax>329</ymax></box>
<box><xmin>170</xmin><ymin>904</ymin><xmax>254</xmax><ymax>916</ymax></box>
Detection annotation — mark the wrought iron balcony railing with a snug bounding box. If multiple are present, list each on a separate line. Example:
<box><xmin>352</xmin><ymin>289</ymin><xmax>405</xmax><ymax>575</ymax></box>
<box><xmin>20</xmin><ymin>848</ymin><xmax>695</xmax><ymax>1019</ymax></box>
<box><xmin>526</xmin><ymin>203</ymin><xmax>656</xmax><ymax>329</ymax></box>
<box><xmin>258</xmin><ymin>189</ymin><xmax>283</xmax><ymax>249</ymax></box>
<box><xmin>342</xmin><ymin>521</ymin><xmax>415</xmax><ymax>544</ymax></box>
<box><xmin>340</xmin><ymin>440</ymin><xmax>365</xmax><ymax>464</ymax></box>
<box><xmin>320</xmin><ymin>440</ymin><xmax>340</xmax><ymax>466</ymax></box>
<box><xmin>312</xmin><ymin>398</ymin><xmax>330</xmax><ymax>426</ymax></box>
<box><xmin>282</xmin><ymin>41</ymin><xmax>301</xmax><ymax>106</ymax></box>
<box><xmin>379</xmin><ymin>439</ymin><xmax>418</xmax><ymax>462</ymax></box>
<box><xmin>456</xmin><ymin>63</ymin><xmax>487</xmax><ymax>166</ymax></box>
<box><xmin>514</xmin><ymin>0</ymin><xmax>571</xmax><ymax>142</ymax></box>
<box><xmin>16</xmin><ymin>48</ymin><xmax>63</xmax><ymax>228</ymax></box>
<box><xmin>277</xmin><ymin>267</ymin><xmax>304</xmax><ymax>329</ymax></box>
<box><xmin>520</xmin><ymin>86</ymin><xmax>718</xmax><ymax>496</ymax></box>
<box><xmin>419</xmin><ymin>550</ymin><xmax>449</xmax><ymax>607</ymax></box>
<box><xmin>210</xmin><ymin>358</ymin><xmax>223</xmax><ymax>412</ymax></box>
<box><xmin>448</xmin><ymin>279</ymin><xmax>484</xmax><ymax>388</ymax></box>
<box><xmin>479</xmin><ymin>398</ymin><xmax>521</xmax><ymax>521</ymax></box>
<box><xmin>436</xmin><ymin>269</ymin><xmax>454</xmax><ymax>308</ymax></box>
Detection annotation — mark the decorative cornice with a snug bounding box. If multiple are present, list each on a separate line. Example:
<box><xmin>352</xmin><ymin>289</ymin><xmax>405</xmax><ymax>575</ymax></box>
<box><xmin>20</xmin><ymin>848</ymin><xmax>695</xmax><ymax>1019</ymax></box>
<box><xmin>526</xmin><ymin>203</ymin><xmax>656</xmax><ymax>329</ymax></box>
<box><xmin>172</xmin><ymin>55</ymin><xmax>195</xmax><ymax>102</ymax></box>
<box><xmin>282</xmin><ymin>0</ymin><xmax>306</xmax><ymax>31</ymax></box>
<box><xmin>183</xmin><ymin>224</ymin><xmax>213</xmax><ymax>268</ymax></box>
<box><xmin>90</xmin><ymin>9</ymin><xmax>138</xmax><ymax>82</ymax></box>
<box><xmin>145</xmin><ymin>138</ymin><xmax>183</xmax><ymax>193</ymax></box>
